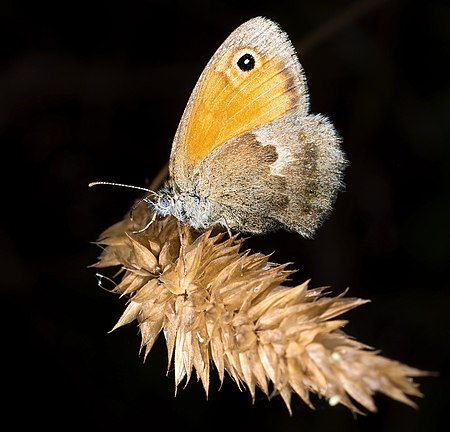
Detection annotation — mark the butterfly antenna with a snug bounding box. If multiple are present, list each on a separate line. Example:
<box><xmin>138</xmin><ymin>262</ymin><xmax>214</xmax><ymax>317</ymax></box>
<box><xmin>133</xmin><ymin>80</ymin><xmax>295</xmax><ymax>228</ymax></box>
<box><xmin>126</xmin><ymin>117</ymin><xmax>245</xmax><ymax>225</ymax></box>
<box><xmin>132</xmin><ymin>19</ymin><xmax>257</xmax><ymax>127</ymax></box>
<box><xmin>89</xmin><ymin>180</ymin><xmax>158</xmax><ymax>226</ymax></box>
<box><xmin>89</xmin><ymin>181</ymin><xmax>155</xmax><ymax>194</ymax></box>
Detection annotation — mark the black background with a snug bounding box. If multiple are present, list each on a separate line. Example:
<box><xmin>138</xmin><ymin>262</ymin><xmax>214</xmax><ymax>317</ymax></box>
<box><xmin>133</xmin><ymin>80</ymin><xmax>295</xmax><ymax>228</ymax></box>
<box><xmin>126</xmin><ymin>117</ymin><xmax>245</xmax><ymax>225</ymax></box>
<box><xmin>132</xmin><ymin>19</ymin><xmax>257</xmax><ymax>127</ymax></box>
<box><xmin>3</xmin><ymin>0</ymin><xmax>449</xmax><ymax>430</ymax></box>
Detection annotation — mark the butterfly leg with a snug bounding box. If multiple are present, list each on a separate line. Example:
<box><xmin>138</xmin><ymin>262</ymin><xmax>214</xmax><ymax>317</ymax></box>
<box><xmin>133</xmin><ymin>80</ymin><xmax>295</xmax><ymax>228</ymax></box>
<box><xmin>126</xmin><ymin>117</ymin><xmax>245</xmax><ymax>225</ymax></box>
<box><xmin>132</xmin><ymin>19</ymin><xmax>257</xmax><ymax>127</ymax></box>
<box><xmin>214</xmin><ymin>216</ymin><xmax>233</xmax><ymax>238</ymax></box>
<box><xmin>130</xmin><ymin>211</ymin><xmax>157</xmax><ymax>234</ymax></box>
<box><xmin>177</xmin><ymin>220</ymin><xmax>189</xmax><ymax>299</ymax></box>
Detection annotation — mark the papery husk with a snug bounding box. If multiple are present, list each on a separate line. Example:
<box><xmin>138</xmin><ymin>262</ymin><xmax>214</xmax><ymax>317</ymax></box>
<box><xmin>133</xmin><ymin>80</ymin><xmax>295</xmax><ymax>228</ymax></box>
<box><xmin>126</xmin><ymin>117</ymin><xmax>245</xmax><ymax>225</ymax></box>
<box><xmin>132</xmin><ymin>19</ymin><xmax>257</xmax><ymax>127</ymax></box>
<box><xmin>92</xmin><ymin>203</ymin><xmax>429</xmax><ymax>414</ymax></box>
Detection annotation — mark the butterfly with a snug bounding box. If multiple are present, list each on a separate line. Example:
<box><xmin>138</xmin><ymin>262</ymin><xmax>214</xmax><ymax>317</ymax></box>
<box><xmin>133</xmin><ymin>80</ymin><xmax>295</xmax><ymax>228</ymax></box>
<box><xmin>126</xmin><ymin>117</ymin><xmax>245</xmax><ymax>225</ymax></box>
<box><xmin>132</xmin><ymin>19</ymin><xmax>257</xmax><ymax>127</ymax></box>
<box><xmin>92</xmin><ymin>17</ymin><xmax>347</xmax><ymax>238</ymax></box>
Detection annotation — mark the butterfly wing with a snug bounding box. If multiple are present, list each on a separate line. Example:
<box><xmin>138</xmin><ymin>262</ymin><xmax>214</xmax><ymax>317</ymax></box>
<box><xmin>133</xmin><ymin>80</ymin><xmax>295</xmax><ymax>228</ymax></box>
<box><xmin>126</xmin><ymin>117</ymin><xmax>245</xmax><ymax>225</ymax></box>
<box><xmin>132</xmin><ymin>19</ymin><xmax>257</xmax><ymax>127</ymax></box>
<box><xmin>165</xmin><ymin>16</ymin><xmax>346</xmax><ymax>236</ymax></box>
<box><xmin>170</xmin><ymin>17</ymin><xmax>309</xmax><ymax>185</ymax></box>
<box><xmin>194</xmin><ymin>111</ymin><xmax>347</xmax><ymax>237</ymax></box>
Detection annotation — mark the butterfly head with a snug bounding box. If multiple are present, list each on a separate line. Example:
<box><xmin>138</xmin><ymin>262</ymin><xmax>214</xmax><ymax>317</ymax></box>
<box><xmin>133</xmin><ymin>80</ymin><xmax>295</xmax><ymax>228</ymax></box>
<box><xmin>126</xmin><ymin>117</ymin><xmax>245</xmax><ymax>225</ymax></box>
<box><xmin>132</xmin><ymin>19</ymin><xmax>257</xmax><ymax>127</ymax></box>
<box><xmin>149</xmin><ymin>187</ymin><xmax>176</xmax><ymax>217</ymax></box>
<box><xmin>149</xmin><ymin>180</ymin><xmax>212</xmax><ymax>230</ymax></box>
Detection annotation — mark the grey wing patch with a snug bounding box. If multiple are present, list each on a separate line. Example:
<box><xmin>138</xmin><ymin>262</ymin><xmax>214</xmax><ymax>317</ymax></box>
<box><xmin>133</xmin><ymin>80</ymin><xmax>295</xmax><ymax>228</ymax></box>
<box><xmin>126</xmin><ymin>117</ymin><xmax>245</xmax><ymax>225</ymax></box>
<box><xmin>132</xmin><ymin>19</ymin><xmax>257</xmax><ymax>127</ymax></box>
<box><xmin>253</xmin><ymin>111</ymin><xmax>348</xmax><ymax>237</ymax></box>
<box><xmin>195</xmin><ymin>132</ymin><xmax>289</xmax><ymax>234</ymax></box>
<box><xmin>194</xmin><ymin>110</ymin><xmax>347</xmax><ymax>237</ymax></box>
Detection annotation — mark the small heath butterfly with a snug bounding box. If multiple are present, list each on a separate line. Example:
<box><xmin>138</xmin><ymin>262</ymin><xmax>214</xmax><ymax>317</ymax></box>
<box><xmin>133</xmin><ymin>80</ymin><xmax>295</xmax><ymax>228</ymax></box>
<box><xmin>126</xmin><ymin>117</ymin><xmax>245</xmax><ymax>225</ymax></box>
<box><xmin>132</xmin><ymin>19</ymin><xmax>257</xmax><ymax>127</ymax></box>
<box><xmin>93</xmin><ymin>17</ymin><xmax>347</xmax><ymax>238</ymax></box>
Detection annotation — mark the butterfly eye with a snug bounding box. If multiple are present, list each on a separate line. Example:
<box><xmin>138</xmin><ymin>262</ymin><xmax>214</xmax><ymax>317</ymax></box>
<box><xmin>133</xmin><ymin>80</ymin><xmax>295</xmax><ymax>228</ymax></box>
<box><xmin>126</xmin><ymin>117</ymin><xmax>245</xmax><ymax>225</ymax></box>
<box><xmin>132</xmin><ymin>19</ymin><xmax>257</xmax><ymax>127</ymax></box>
<box><xmin>237</xmin><ymin>53</ymin><xmax>255</xmax><ymax>71</ymax></box>
<box><xmin>159</xmin><ymin>197</ymin><xmax>171</xmax><ymax>208</ymax></box>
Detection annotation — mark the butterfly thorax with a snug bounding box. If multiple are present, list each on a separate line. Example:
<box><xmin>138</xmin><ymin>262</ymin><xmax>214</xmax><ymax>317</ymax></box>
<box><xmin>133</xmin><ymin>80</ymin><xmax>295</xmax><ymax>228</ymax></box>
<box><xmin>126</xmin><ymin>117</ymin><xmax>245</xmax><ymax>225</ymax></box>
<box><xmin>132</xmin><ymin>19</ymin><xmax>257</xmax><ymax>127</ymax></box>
<box><xmin>150</xmin><ymin>179</ymin><xmax>213</xmax><ymax>230</ymax></box>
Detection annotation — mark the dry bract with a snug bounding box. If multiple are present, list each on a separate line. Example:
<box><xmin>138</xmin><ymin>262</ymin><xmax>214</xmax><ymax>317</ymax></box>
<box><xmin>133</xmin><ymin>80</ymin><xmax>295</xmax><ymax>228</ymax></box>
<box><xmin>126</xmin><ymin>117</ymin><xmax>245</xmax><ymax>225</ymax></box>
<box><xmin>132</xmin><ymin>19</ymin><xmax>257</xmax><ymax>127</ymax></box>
<box><xmin>92</xmin><ymin>205</ymin><xmax>428</xmax><ymax>414</ymax></box>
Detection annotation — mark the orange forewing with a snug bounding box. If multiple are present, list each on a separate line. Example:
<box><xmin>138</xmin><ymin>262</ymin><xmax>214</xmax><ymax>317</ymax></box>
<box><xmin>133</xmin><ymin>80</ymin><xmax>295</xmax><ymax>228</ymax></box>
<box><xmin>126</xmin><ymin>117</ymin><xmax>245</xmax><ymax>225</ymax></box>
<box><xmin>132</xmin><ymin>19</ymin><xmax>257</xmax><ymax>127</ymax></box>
<box><xmin>182</xmin><ymin>50</ymin><xmax>298</xmax><ymax>165</ymax></box>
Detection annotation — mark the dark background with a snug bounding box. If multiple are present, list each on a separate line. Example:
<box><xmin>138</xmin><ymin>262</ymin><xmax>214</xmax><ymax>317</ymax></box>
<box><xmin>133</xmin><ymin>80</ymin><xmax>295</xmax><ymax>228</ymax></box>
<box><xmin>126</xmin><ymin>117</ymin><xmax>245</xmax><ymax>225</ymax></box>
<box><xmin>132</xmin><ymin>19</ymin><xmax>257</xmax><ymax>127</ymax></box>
<box><xmin>2</xmin><ymin>0</ymin><xmax>448</xmax><ymax>430</ymax></box>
